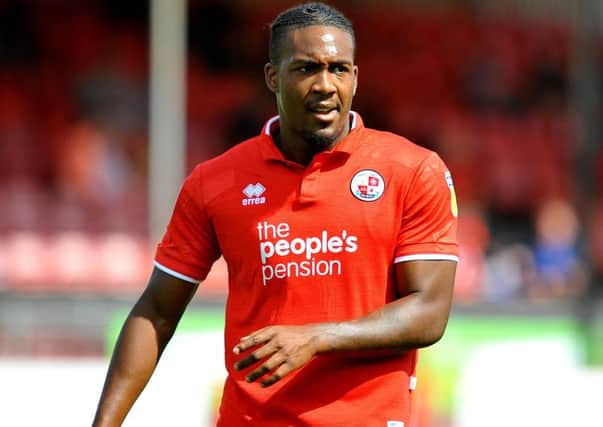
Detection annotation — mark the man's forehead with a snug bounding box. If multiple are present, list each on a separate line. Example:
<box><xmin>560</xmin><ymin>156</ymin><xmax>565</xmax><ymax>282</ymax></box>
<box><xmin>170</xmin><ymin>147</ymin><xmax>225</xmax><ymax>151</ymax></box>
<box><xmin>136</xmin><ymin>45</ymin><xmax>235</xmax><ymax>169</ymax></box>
<box><xmin>285</xmin><ymin>25</ymin><xmax>353</xmax><ymax>45</ymax></box>
<box><xmin>283</xmin><ymin>25</ymin><xmax>354</xmax><ymax>59</ymax></box>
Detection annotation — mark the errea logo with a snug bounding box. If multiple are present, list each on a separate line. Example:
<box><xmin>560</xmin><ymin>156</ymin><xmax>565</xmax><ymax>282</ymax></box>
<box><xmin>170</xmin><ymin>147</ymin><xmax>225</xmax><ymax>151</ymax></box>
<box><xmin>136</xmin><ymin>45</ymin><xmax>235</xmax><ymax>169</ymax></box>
<box><xmin>242</xmin><ymin>183</ymin><xmax>266</xmax><ymax>206</ymax></box>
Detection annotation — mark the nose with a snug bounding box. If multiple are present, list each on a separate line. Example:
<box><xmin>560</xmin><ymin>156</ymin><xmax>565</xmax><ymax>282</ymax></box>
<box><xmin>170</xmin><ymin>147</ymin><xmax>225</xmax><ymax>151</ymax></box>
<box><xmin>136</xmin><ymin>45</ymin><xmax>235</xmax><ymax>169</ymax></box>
<box><xmin>311</xmin><ymin>69</ymin><xmax>336</xmax><ymax>94</ymax></box>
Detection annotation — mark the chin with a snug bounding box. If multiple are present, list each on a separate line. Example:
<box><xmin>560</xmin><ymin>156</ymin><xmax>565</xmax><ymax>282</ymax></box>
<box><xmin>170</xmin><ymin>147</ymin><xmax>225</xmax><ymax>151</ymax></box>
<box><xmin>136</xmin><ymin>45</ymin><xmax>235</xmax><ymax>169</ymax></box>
<box><xmin>304</xmin><ymin>122</ymin><xmax>347</xmax><ymax>149</ymax></box>
<box><xmin>306</xmin><ymin>131</ymin><xmax>337</xmax><ymax>149</ymax></box>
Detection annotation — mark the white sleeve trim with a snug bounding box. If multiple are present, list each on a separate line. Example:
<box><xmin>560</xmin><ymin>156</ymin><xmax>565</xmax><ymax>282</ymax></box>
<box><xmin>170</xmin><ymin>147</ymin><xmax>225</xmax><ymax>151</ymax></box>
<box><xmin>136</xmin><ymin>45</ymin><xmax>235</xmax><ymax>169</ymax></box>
<box><xmin>394</xmin><ymin>254</ymin><xmax>459</xmax><ymax>263</ymax></box>
<box><xmin>153</xmin><ymin>261</ymin><xmax>201</xmax><ymax>284</ymax></box>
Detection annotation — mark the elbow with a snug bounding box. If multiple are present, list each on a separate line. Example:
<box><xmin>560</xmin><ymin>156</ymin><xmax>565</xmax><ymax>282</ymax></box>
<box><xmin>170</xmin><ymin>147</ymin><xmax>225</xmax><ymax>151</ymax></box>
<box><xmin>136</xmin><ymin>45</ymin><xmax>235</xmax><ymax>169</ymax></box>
<box><xmin>410</xmin><ymin>318</ymin><xmax>448</xmax><ymax>349</ymax></box>
<box><xmin>414</xmin><ymin>301</ymin><xmax>452</xmax><ymax>348</ymax></box>
<box><xmin>132</xmin><ymin>299</ymin><xmax>178</xmax><ymax>346</ymax></box>
<box><xmin>422</xmin><ymin>327</ymin><xmax>446</xmax><ymax>347</ymax></box>
<box><xmin>153</xmin><ymin>316</ymin><xmax>173</xmax><ymax>337</ymax></box>
<box><xmin>422</xmin><ymin>318</ymin><xmax>449</xmax><ymax>347</ymax></box>
<box><xmin>152</xmin><ymin>314</ymin><xmax>180</xmax><ymax>345</ymax></box>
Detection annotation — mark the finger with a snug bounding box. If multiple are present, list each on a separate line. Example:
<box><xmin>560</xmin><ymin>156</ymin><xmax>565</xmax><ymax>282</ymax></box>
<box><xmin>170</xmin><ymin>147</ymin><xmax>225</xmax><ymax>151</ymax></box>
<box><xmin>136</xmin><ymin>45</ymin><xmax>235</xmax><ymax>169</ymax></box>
<box><xmin>245</xmin><ymin>365</ymin><xmax>269</xmax><ymax>383</ymax></box>
<box><xmin>233</xmin><ymin>328</ymin><xmax>273</xmax><ymax>355</ymax></box>
<box><xmin>233</xmin><ymin>353</ymin><xmax>259</xmax><ymax>371</ymax></box>
<box><xmin>261</xmin><ymin>360</ymin><xmax>295</xmax><ymax>388</ymax></box>
<box><xmin>247</xmin><ymin>352</ymin><xmax>287</xmax><ymax>383</ymax></box>
<box><xmin>234</xmin><ymin>343</ymin><xmax>278</xmax><ymax>371</ymax></box>
<box><xmin>260</xmin><ymin>373</ymin><xmax>282</xmax><ymax>388</ymax></box>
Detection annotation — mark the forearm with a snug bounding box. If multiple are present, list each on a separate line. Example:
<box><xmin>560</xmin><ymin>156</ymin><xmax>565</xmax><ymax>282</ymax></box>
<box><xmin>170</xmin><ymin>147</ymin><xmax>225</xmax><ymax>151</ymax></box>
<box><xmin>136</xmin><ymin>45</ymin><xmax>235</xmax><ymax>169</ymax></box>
<box><xmin>93</xmin><ymin>306</ymin><xmax>176</xmax><ymax>426</ymax></box>
<box><xmin>232</xmin><ymin>290</ymin><xmax>452</xmax><ymax>387</ymax></box>
<box><xmin>316</xmin><ymin>292</ymin><xmax>450</xmax><ymax>354</ymax></box>
<box><xmin>233</xmin><ymin>260</ymin><xmax>455</xmax><ymax>387</ymax></box>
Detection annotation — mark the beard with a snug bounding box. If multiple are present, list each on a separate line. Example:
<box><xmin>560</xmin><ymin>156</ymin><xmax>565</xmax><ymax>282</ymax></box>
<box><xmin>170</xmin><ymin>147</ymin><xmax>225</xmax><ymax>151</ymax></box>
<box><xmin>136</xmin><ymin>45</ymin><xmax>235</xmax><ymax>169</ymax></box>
<box><xmin>305</xmin><ymin>131</ymin><xmax>337</xmax><ymax>150</ymax></box>
<box><xmin>302</xmin><ymin>120</ymin><xmax>346</xmax><ymax>151</ymax></box>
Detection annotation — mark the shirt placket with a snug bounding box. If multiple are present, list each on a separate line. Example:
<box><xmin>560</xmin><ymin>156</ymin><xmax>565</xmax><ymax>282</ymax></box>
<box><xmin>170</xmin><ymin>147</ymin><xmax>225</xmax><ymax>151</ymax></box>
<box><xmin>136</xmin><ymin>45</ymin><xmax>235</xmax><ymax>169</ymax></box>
<box><xmin>297</xmin><ymin>153</ymin><xmax>329</xmax><ymax>204</ymax></box>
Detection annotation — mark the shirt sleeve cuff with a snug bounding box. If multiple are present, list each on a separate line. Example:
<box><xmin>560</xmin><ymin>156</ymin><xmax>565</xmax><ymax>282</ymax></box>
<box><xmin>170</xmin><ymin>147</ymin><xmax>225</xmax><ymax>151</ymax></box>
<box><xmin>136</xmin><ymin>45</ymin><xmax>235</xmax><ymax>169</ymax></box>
<box><xmin>153</xmin><ymin>260</ymin><xmax>202</xmax><ymax>284</ymax></box>
<box><xmin>394</xmin><ymin>253</ymin><xmax>459</xmax><ymax>263</ymax></box>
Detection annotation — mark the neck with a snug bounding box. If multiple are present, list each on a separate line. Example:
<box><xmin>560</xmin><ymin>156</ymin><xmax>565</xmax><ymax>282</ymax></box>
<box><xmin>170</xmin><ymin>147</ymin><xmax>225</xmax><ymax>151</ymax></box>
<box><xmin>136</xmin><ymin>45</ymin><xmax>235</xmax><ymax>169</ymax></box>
<box><xmin>273</xmin><ymin>130</ymin><xmax>324</xmax><ymax>166</ymax></box>
<box><xmin>274</xmin><ymin>117</ymin><xmax>351</xmax><ymax>166</ymax></box>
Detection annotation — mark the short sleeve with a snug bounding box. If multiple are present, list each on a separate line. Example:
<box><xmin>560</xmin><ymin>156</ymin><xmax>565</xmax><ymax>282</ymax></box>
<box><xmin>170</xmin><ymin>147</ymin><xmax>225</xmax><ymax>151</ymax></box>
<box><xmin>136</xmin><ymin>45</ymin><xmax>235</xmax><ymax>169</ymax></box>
<box><xmin>395</xmin><ymin>152</ymin><xmax>459</xmax><ymax>263</ymax></box>
<box><xmin>154</xmin><ymin>166</ymin><xmax>221</xmax><ymax>283</ymax></box>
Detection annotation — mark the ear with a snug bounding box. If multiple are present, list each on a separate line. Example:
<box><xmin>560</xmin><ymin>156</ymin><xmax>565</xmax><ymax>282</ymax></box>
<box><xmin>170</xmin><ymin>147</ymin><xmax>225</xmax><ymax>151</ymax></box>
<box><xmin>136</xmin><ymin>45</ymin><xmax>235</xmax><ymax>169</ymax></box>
<box><xmin>352</xmin><ymin>65</ymin><xmax>359</xmax><ymax>97</ymax></box>
<box><xmin>264</xmin><ymin>62</ymin><xmax>278</xmax><ymax>94</ymax></box>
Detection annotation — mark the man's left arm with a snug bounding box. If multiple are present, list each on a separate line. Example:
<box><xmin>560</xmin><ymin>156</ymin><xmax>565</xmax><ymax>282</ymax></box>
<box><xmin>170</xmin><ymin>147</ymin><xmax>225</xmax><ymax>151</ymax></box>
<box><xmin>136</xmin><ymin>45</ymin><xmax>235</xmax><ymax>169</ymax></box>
<box><xmin>234</xmin><ymin>259</ymin><xmax>456</xmax><ymax>387</ymax></box>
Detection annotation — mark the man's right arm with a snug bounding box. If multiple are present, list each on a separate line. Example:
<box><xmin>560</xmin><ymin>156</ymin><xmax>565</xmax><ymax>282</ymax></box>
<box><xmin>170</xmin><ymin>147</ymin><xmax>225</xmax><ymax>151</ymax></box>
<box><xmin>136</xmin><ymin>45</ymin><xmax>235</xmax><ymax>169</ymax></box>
<box><xmin>92</xmin><ymin>267</ymin><xmax>199</xmax><ymax>427</ymax></box>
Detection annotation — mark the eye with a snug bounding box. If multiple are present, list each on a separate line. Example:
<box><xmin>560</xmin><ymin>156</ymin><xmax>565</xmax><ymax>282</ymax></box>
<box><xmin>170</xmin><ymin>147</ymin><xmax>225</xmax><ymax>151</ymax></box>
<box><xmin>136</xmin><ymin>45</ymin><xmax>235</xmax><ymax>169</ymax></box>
<box><xmin>331</xmin><ymin>64</ymin><xmax>349</xmax><ymax>75</ymax></box>
<box><xmin>296</xmin><ymin>63</ymin><xmax>316</xmax><ymax>74</ymax></box>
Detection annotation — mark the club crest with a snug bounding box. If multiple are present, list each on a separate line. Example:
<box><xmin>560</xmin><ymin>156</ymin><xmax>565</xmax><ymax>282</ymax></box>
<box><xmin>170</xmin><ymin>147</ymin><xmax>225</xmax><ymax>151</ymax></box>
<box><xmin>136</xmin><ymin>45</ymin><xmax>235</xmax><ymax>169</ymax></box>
<box><xmin>350</xmin><ymin>169</ymin><xmax>385</xmax><ymax>202</ymax></box>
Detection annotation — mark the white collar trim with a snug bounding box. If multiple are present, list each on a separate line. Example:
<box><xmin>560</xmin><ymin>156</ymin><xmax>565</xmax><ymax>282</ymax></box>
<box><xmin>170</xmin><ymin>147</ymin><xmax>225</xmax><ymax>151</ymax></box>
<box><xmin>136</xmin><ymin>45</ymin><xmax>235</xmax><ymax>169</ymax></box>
<box><xmin>265</xmin><ymin>111</ymin><xmax>358</xmax><ymax>136</ymax></box>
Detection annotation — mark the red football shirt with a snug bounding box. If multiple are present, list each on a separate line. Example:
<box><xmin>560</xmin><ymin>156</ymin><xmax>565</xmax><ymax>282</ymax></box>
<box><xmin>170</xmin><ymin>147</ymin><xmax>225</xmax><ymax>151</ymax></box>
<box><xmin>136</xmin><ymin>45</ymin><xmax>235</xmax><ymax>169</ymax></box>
<box><xmin>155</xmin><ymin>112</ymin><xmax>459</xmax><ymax>426</ymax></box>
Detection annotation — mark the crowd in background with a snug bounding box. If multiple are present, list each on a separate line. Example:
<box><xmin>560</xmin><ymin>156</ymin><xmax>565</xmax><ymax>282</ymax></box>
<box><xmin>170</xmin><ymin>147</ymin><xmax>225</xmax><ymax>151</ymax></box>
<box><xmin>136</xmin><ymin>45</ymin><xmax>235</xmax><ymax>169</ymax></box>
<box><xmin>0</xmin><ymin>0</ymin><xmax>601</xmax><ymax>303</ymax></box>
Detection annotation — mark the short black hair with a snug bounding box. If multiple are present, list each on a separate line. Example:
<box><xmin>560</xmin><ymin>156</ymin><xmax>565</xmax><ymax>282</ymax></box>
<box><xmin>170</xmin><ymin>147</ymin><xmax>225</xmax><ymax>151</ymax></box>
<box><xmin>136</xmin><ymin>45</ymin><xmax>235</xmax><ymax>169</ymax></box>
<box><xmin>269</xmin><ymin>2</ymin><xmax>355</xmax><ymax>64</ymax></box>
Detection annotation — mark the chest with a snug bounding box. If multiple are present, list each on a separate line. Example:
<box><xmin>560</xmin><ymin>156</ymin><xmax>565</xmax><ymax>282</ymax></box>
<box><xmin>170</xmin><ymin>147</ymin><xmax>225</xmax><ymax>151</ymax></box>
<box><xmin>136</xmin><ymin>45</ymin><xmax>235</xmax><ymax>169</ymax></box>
<box><xmin>208</xmin><ymin>157</ymin><xmax>402</xmax><ymax>266</ymax></box>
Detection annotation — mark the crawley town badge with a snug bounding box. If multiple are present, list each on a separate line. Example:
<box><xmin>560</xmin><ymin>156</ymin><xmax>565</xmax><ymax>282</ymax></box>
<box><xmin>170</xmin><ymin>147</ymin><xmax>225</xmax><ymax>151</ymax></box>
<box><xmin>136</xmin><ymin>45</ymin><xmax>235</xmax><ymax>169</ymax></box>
<box><xmin>350</xmin><ymin>169</ymin><xmax>385</xmax><ymax>202</ymax></box>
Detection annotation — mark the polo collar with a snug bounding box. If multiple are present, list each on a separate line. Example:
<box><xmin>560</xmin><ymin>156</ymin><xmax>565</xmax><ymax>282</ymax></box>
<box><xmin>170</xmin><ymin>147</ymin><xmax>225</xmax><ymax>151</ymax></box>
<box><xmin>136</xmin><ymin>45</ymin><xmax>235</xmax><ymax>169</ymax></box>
<box><xmin>259</xmin><ymin>111</ymin><xmax>364</xmax><ymax>163</ymax></box>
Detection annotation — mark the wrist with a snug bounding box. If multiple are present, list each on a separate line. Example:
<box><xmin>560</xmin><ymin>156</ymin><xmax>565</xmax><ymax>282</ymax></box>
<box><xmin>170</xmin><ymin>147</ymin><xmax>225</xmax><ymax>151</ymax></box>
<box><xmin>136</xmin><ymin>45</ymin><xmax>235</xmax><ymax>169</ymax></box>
<box><xmin>311</xmin><ymin>322</ymin><xmax>340</xmax><ymax>354</ymax></box>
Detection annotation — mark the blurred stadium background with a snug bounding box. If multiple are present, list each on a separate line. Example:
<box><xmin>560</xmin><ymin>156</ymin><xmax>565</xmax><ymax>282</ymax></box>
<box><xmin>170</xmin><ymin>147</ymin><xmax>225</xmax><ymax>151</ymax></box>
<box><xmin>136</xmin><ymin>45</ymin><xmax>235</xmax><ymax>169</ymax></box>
<box><xmin>1</xmin><ymin>0</ymin><xmax>603</xmax><ymax>426</ymax></box>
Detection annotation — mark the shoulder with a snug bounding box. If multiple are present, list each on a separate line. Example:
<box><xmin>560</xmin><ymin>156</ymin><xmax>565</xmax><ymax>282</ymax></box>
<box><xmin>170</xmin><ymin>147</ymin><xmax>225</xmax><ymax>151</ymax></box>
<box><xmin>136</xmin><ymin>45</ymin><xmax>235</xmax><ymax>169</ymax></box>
<box><xmin>357</xmin><ymin>127</ymin><xmax>443</xmax><ymax>171</ymax></box>
<box><xmin>198</xmin><ymin>135</ymin><xmax>264</xmax><ymax>174</ymax></box>
<box><xmin>184</xmin><ymin>135</ymin><xmax>264</xmax><ymax>201</ymax></box>
<box><xmin>192</xmin><ymin>135</ymin><xmax>264</xmax><ymax>179</ymax></box>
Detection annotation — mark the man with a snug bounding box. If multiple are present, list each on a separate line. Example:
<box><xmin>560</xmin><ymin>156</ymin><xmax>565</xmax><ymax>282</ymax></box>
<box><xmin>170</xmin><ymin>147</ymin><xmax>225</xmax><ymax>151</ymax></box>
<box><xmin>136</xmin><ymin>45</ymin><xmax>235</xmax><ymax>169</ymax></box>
<box><xmin>93</xmin><ymin>2</ymin><xmax>458</xmax><ymax>426</ymax></box>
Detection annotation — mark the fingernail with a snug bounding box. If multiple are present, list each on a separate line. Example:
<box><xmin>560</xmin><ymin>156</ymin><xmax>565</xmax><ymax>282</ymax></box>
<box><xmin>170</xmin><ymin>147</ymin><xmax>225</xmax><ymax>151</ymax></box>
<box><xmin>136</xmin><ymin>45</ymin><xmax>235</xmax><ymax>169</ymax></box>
<box><xmin>233</xmin><ymin>346</ymin><xmax>239</xmax><ymax>354</ymax></box>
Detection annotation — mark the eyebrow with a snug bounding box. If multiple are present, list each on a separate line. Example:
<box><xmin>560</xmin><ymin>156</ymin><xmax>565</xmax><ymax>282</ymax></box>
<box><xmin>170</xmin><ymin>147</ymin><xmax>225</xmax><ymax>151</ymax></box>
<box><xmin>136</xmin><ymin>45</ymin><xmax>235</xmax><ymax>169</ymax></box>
<box><xmin>289</xmin><ymin>58</ymin><xmax>353</xmax><ymax>67</ymax></box>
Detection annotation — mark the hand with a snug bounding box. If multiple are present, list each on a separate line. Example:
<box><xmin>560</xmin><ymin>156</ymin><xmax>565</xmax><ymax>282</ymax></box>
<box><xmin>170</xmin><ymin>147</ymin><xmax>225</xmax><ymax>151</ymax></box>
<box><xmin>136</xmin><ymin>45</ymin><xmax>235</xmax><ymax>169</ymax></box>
<box><xmin>232</xmin><ymin>325</ymin><xmax>325</xmax><ymax>388</ymax></box>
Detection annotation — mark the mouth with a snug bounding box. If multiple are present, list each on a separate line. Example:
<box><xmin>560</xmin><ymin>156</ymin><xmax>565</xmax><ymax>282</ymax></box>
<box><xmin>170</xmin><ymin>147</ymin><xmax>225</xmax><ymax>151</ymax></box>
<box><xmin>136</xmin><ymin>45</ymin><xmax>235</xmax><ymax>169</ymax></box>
<box><xmin>307</xmin><ymin>104</ymin><xmax>339</xmax><ymax>121</ymax></box>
